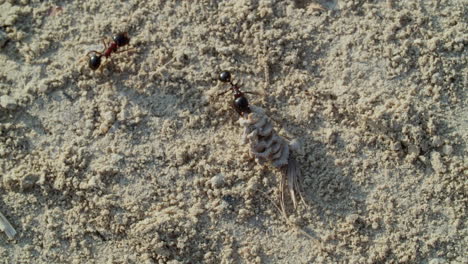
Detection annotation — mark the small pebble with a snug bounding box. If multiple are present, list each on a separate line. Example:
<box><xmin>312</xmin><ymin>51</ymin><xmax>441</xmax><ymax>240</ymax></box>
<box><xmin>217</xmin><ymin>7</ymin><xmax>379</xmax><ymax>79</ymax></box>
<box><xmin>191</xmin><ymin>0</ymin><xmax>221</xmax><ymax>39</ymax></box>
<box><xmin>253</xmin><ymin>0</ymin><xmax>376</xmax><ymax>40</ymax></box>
<box><xmin>442</xmin><ymin>145</ymin><xmax>453</xmax><ymax>156</ymax></box>
<box><xmin>428</xmin><ymin>258</ymin><xmax>447</xmax><ymax>264</ymax></box>
<box><xmin>0</xmin><ymin>95</ymin><xmax>17</xmax><ymax>110</ymax></box>
<box><xmin>391</xmin><ymin>141</ymin><xmax>402</xmax><ymax>151</ymax></box>
<box><xmin>289</xmin><ymin>138</ymin><xmax>304</xmax><ymax>155</ymax></box>
<box><xmin>407</xmin><ymin>144</ymin><xmax>420</xmax><ymax>156</ymax></box>
<box><xmin>210</xmin><ymin>173</ymin><xmax>225</xmax><ymax>188</ymax></box>
<box><xmin>431</xmin><ymin>136</ymin><xmax>443</xmax><ymax>147</ymax></box>
<box><xmin>430</xmin><ymin>151</ymin><xmax>446</xmax><ymax>173</ymax></box>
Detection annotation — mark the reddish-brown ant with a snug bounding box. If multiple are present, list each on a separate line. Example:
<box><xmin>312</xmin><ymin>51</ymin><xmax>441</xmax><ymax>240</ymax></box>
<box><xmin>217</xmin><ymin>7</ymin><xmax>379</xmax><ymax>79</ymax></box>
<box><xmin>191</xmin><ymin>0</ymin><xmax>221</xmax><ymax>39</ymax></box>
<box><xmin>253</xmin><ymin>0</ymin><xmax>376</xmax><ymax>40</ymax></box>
<box><xmin>218</xmin><ymin>71</ymin><xmax>253</xmax><ymax>116</ymax></box>
<box><xmin>86</xmin><ymin>32</ymin><xmax>132</xmax><ymax>71</ymax></box>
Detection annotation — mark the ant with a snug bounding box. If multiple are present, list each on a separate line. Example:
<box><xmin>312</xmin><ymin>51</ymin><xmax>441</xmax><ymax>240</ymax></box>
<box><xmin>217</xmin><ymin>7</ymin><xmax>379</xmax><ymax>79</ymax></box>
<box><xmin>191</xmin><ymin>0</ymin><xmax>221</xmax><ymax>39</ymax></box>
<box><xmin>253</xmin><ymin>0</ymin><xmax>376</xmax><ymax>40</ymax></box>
<box><xmin>86</xmin><ymin>32</ymin><xmax>133</xmax><ymax>71</ymax></box>
<box><xmin>218</xmin><ymin>71</ymin><xmax>253</xmax><ymax>116</ymax></box>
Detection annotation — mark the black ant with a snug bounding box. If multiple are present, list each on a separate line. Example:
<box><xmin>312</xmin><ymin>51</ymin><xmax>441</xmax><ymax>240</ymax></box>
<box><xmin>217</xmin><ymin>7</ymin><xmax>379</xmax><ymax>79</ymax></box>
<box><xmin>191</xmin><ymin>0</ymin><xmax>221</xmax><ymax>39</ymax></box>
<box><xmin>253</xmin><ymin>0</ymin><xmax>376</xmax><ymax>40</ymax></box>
<box><xmin>218</xmin><ymin>71</ymin><xmax>253</xmax><ymax>116</ymax></box>
<box><xmin>86</xmin><ymin>32</ymin><xmax>132</xmax><ymax>71</ymax></box>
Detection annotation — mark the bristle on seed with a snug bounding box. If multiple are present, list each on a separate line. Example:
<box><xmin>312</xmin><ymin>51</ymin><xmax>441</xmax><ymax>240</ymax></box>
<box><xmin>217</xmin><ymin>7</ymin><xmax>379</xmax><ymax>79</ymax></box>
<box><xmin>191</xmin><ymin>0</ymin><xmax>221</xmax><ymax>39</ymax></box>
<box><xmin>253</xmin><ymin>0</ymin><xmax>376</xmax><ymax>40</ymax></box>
<box><xmin>0</xmin><ymin>211</ymin><xmax>16</xmax><ymax>239</ymax></box>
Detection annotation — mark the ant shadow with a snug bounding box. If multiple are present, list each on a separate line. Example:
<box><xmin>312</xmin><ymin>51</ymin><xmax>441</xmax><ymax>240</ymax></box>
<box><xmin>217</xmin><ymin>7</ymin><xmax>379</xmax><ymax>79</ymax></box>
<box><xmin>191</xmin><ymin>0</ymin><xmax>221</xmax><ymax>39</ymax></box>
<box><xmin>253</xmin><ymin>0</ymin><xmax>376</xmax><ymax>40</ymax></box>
<box><xmin>301</xmin><ymin>136</ymin><xmax>366</xmax><ymax>214</ymax></box>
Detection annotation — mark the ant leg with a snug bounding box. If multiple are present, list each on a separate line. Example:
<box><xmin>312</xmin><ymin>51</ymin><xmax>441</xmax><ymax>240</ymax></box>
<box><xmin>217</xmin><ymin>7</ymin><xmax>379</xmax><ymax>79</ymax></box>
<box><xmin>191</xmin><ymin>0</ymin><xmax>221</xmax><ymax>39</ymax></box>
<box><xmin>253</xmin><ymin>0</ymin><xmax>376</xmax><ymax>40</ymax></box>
<box><xmin>99</xmin><ymin>62</ymin><xmax>104</xmax><ymax>74</ymax></box>
<box><xmin>99</xmin><ymin>56</ymin><xmax>109</xmax><ymax>67</ymax></box>
<box><xmin>78</xmin><ymin>56</ymin><xmax>88</xmax><ymax>64</ymax></box>
<box><xmin>217</xmin><ymin>89</ymin><xmax>231</xmax><ymax>96</ymax></box>
<box><xmin>101</xmin><ymin>38</ymin><xmax>108</xmax><ymax>50</ymax></box>
<box><xmin>86</xmin><ymin>50</ymin><xmax>103</xmax><ymax>57</ymax></box>
<box><xmin>114</xmin><ymin>47</ymin><xmax>136</xmax><ymax>54</ymax></box>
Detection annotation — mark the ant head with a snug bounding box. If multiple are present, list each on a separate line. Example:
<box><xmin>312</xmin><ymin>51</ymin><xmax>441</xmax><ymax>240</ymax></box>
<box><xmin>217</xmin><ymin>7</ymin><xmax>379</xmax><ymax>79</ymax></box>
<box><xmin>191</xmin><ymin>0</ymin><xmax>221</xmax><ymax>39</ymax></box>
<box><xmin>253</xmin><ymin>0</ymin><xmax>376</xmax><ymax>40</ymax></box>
<box><xmin>219</xmin><ymin>71</ymin><xmax>231</xmax><ymax>83</ymax></box>
<box><xmin>89</xmin><ymin>54</ymin><xmax>102</xmax><ymax>70</ymax></box>
<box><xmin>113</xmin><ymin>33</ymin><xmax>130</xmax><ymax>47</ymax></box>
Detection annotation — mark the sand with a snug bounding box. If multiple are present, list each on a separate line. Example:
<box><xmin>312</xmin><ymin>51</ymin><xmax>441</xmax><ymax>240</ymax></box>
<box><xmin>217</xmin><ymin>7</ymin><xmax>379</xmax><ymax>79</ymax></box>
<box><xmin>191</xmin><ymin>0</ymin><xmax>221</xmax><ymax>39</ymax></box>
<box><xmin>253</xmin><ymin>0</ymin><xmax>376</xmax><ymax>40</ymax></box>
<box><xmin>0</xmin><ymin>0</ymin><xmax>466</xmax><ymax>263</ymax></box>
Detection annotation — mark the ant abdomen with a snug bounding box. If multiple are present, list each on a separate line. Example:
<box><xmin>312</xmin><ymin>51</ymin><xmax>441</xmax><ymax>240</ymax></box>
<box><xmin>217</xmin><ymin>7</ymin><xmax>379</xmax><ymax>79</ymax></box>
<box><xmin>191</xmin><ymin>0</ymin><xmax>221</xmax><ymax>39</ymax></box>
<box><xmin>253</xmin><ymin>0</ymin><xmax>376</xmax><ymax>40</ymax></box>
<box><xmin>113</xmin><ymin>33</ymin><xmax>130</xmax><ymax>47</ymax></box>
<box><xmin>234</xmin><ymin>96</ymin><xmax>249</xmax><ymax>113</ymax></box>
<box><xmin>219</xmin><ymin>71</ymin><xmax>232</xmax><ymax>83</ymax></box>
<box><xmin>88</xmin><ymin>55</ymin><xmax>102</xmax><ymax>70</ymax></box>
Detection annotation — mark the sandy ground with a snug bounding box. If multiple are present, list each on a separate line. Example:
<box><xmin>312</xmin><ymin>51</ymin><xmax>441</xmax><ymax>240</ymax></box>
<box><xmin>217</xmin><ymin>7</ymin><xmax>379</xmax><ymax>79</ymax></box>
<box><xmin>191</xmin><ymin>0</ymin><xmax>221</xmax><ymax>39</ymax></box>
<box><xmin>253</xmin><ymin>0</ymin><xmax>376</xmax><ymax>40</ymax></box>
<box><xmin>0</xmin><ymin>0</ymin><xmax>467</xmax><ymax>263</ymax></box>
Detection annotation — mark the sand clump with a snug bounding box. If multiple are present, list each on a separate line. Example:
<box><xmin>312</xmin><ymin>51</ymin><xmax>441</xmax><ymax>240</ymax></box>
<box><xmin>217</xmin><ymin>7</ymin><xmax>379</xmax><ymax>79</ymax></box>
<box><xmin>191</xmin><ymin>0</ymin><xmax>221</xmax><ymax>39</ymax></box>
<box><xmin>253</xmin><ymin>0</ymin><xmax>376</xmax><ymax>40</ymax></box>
<box><xmin>0</xmin><ymin>0</ymin><xmax>467</xmax><ymax>263</ymax></box>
